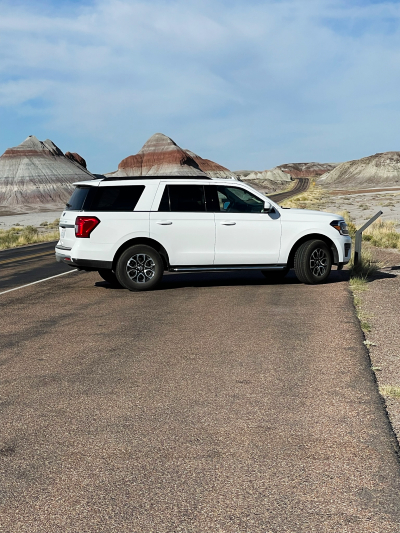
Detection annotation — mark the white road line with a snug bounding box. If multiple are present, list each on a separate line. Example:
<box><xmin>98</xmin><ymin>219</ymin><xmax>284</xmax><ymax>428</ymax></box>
<box><xmin>0</xmin><ymin>270</ymin><xmax>77</xmax><ymax>296</ymax></box>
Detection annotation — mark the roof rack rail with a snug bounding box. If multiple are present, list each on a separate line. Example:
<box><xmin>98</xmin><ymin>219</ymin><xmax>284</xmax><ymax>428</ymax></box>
<box><xmin>101</xmin><ymin>175</ymin><xmax>212</xmax><ymax>181</ymax></box>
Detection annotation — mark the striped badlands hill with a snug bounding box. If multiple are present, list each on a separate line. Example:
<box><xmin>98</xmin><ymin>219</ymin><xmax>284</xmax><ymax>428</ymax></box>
<box><xmin>0</xmin><ymin>135</ymin><xmax>94</xmax><ymax>207</ymax></box>
<box><xmin>105</xmin><ymin>133</ymin><xmax>234</xmax><ymax>178</ymax></box>
<box><xmin>318</xmin><ymin>151</ymin><xmax>400</xmax><ymax>189</ymax></box>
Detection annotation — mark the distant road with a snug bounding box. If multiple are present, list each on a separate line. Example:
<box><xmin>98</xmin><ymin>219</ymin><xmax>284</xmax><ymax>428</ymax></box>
<box><xmin>0</xmin><ymin>241</ymin><xmax>70</xmax><ymax>292</ymax></box>
<box><xmin>269</xmin><ymin>177</ymin><xmax>310</xmax><ymax>204</ymax></box>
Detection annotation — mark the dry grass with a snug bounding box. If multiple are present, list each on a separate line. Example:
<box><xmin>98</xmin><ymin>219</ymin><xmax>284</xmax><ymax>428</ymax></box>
<box><xmin>363</xmin><ymin>219</ymin><xmax>400</xmax><ymax>249</ymax></box>
<box><xmin>379</xmin><ymin>385</ymin><xmax>400</xmax><ymax>399</ymax></box>
<box><xmin>348</xmin><ymin>246</ymin><xmax>381</xmax><ymax>279</ymax></box>
<box><xmin>0</xmin><ymin>219</ymin><xmax>59</xmax><ymax>250</ymax></box>
<box><xmin>281</xmin><ymin>182</ymin><xmax>328</xmax><ymax>210</ymax></box>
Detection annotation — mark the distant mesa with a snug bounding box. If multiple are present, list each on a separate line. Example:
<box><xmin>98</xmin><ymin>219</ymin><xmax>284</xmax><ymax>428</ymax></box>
<box><xmin>106</xmin><ymin>133</ymin><xmax>234</xmax><ymax>179</ymax></box>
<box><xmin>232</xmin><ymin>162</ymin><xmax>340</xmax><ymax>193</ymax></box>
<box><xmin>277</xmin><ymin>162</ymin><xmax>339</xmax><ymax>178</ymax></box>
<box><xmin>0</xmin><ymin>135</ymin><xmax>94</xmax><ymax>208</ymax></box>
<box><xmin>240</xmin><ymin>168</ymin><xmax>293</xmax><ymax>192</ymax></box>
<box><xmin>319</xmin><ymin>151</ymin><xmax>400</xmax><ymax>189</ymax></box>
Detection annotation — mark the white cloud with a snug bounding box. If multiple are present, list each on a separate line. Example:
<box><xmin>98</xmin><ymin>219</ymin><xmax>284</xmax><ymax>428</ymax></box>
<box><xmin>1</xmin><ymin>0</ymin><xmax>400</xmax><ymax>171</ymax></box>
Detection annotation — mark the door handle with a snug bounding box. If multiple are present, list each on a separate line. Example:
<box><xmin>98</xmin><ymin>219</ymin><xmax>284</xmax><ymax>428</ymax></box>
<box><xmin>157</xmin><ymin>221</ymin><xmax>173</xmax><ymax>225</ymax></box>
<box><xmin>221</xmin><ymin>221</ymin><xmax>236</xmax><ymax>225</ymax></box>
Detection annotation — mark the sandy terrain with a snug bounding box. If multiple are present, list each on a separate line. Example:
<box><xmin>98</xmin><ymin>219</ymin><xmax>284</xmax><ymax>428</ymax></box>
<box><xmin>0</xmin><ymin>210</ymin><xmax>62</xmax><ymax>230</ymax></box>
<box><xmin>323</xmin><ymin>188</ymin><xmax>400</xmax><ymax>229</ymax></box>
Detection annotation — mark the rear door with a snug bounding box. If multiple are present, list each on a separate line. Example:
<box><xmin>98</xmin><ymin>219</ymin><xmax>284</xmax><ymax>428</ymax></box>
<box><xmin>150</xmin><ymin>183</ymin><xmax>215</xmax><ymax>266</ymax></box>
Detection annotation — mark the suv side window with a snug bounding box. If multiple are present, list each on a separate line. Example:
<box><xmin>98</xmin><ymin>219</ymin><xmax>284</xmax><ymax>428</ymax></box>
<box><xmin>216</xmin><ymin>186</ymin><xmax>265</xmax><ymax>213</ymax></box>
<box><xmin>87</xmin><ymin>185</ymin><xmax>145</xmax><ymax>211</ymax></box>
<box><xmin>158</xmin><ymin>185</ymin><xmax>206</xmax><ymax>212</ymax></box>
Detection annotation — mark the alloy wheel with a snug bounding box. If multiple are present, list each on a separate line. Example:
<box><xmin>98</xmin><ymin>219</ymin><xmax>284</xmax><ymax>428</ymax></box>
<box><xmin>126</xmin><ymin>254</ymin><xmax>156</xmax><ymax>283</ymax></box>
<box><xmin>309</xmin><ymin>248</ymin><xmax>328</xmax><ymax>277</ymax></box>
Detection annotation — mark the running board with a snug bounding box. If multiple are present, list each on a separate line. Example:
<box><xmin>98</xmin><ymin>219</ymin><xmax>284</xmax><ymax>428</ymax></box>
<box><xmin>169</xmin><ymin>265</ymin><xmax>287</xmax><ymax>273</ymax></box>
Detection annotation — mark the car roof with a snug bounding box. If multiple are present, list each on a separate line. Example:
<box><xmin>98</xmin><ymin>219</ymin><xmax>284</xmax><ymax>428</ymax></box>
<box><xmin>73</xmin><ymin>176</ymin><xmax>241</xmax><ymax>186</ymax></box>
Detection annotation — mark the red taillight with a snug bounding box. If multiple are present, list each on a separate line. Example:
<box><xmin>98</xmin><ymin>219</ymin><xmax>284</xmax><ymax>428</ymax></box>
<box><xmin>75</xmin><ymin>216</ymin><xmax>100</xmax><ymax>238</ymax></box>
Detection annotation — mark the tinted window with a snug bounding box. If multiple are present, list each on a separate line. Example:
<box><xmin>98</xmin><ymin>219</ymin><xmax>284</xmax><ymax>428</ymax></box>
<box><xmin>89</xmin><ymin>185</ymin><xmax>145</xmax><ymax>211</ymax></box>
<box><xmin>158</xmin><ymin>185</ymin><xmax>206</xmax><ymax>212</ymax></box>
<box><xmin>158</xmin><ymin>186</ymin><xmax>170</xmax><ymax>211</ymax></box>
<box><xmin>66</xmin><ymin>187</ymin><xmax>91</xmax><ymax>211</ymax></box>
<box><xmin>216</xmin><ymin>186</ymin><xmax>265</xmax><ymax>213</ymax></box>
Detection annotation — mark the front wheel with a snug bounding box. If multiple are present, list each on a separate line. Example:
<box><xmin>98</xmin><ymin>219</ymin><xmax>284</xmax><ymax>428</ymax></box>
<box><xmin>294</xmin><ymin>240</ymin><xmax>332</xmax><ymax>284</ymax></box>
<box><xmin>115</xmin><ymin>245</ymin><xmax>164</xmax><ymax>291</ymax></box>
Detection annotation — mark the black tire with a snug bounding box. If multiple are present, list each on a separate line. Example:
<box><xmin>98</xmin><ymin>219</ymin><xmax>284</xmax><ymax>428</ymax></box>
<box><xmin>115</xmin><ymin>245</ymin><xmax>164</xmax><ymax>291</ymax></box>
<box><xmin>294</xmin><ymin>239</ymin><xmax>332</xmax><ymax>284</ymax></box>
<box><xmin>261</xmin><ymin>267</ymin><xmax>289</xmax><ymax>282</ymax></box>
<box><xmin>98</xmin><ymin>269</ymin><xmax>122</xmax><ymax>287</ymax></box>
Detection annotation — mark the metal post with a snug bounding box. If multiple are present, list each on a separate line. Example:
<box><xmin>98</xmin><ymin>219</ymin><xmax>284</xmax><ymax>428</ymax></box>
<box><xmin>354</xmin><ymin>210</ymin><xmax>383</xmax><ymax>266</ymax></box>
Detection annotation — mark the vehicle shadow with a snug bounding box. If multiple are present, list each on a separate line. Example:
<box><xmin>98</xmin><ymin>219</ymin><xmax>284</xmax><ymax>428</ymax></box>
<box><xmin>95</xmin><ymin>268</ymin><xmax>352</xmax><ymax>291</ymax></box>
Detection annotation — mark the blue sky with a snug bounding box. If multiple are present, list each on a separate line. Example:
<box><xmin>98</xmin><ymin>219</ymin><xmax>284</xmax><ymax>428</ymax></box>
<box><xmin>1</xmin><ymin>0</ymin><xmax>400</xmax><ymax>173</ymax></box>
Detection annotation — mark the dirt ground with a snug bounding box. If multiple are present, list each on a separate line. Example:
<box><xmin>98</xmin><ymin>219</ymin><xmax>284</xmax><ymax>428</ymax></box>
<box><xmin>355</xmin><ymin>246</ymin><xmax>400</xmax><ymax>445</ymax></box>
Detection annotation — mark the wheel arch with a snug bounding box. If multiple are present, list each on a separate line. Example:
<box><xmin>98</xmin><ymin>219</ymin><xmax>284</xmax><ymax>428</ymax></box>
<box><xmin>112</xmin><ymin>238</ymin><xmax>170</xmax><ymax>271</ymax></box>
<box><xmin>287</xmin><ymin>233</ymin><xmax>338</xmax><ymax>268</ymax></box>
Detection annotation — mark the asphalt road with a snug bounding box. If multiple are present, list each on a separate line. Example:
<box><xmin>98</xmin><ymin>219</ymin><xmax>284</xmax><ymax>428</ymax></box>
<box><xmin>1</xmin><ymin>269</ymin><xmax>400</xmax><ymax>532</ymax></box>
<box><xmin>269</xmin><ymin>177</ymin><xmax>310</xmax><ymax>204</ymax></box>
<box><xmin>0</xmin><ymin>241</ymin><xmax>70</xmax><ymax>293</ymax></box>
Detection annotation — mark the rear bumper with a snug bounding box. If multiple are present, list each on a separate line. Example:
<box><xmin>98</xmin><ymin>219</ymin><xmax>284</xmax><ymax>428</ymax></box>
<box><xmin>55</xmin><ymin>250</ymin><xmax>112</xmax><ymax>271</ymax></box>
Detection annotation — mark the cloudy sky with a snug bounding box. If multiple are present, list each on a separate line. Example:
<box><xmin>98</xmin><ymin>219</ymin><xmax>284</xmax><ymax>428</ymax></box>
<box><xmin>0</xmin><ymin>0</ymin><xmax>399</xmax><ymax>173</ymax></box>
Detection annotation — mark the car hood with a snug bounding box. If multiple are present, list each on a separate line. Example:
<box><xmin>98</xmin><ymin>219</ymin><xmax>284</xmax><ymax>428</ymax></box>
<box><xmin>278</xmin><ymin>208</ymin><xmax>342</xmax><ymax>220</ymax></box>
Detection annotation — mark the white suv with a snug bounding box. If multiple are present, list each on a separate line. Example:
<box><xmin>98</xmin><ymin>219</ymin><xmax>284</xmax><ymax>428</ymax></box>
<box><xmin>55</xmin><ymin>176</ymin><xmax>352</xmax><ymax>290</ymax></box>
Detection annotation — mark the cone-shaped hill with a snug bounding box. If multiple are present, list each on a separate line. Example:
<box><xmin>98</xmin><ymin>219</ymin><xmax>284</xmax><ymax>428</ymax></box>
<box><xmin>105</xmin><ymin>133</ymin><xmax>234</xmax><ymax>178</ymax></box>
<box><xmin>0</xmin><ymin>135</ymin><xmax>94</xmax><ymax>207</ymax></box>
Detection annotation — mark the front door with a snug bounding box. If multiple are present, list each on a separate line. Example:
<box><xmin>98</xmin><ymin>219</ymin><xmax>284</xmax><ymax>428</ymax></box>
<box><xmin>212</xmin><ymin>185</ymin><xmax>282</xmax><ymax>265</ymax></box>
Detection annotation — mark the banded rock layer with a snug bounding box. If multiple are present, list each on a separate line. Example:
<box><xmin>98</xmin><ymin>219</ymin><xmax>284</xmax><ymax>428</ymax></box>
<box><xmin>0</xmin><ymin>136</ymin><xmax>93</xmax><ymax>207</ymax></box>
<box><xmin>277</xmin><ymin>162</ymin><xmax>339</xmax><ymax>178</ymax></box>
<box><xmin>318</xmin><ymin>152</ymin><xmax>400</xmax><ymax>189</ymax></box>
<box><xmin>106</xmin><ymin>133</ymin><xmax>233</xmax><ymax>178</ymax></box>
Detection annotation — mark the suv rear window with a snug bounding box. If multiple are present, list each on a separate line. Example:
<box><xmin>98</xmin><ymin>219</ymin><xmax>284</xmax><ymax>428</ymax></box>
<box><xmin>65</xmin><ymin>185</ymin><xmax>145</xmax><ymax>211</ymax></box>
<box><xmin>65</xmin><ymin>187</ymin><xmax>91</xmax><ymax>211</ymax></box>
<box><xmin>89</xmin><ymin>185</ymin><xmax>145</xmax><ymax>211</ymax></box>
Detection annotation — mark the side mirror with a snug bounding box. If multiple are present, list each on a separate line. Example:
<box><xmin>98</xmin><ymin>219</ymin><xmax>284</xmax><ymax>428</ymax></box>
<box><xmin>264</xmin><ymin>201</ymin><xmax>272</xmax><ymax>213</ymax></box>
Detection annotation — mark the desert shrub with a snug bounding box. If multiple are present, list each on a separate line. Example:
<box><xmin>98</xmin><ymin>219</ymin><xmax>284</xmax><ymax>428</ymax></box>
<box><xmin>0</xmin><ymin>226</ymin><xmax>59</xmax><ymax>250</ymax></box>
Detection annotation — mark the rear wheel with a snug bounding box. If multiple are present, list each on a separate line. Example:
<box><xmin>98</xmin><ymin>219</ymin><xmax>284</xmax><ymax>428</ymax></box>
<box><xmin>98</xmin><ymin>269</ymin><xmax>121</xmax><ymax>287</ymax></box>
<box><xmin>115</xmin><ymin>245</ymin><xmax>164</xmax><ymax>291</ymax></box>
<box><xmin>294</xmin><ymin>239</ymin><xmax>332</xmax><ymax>284</ymax></box>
